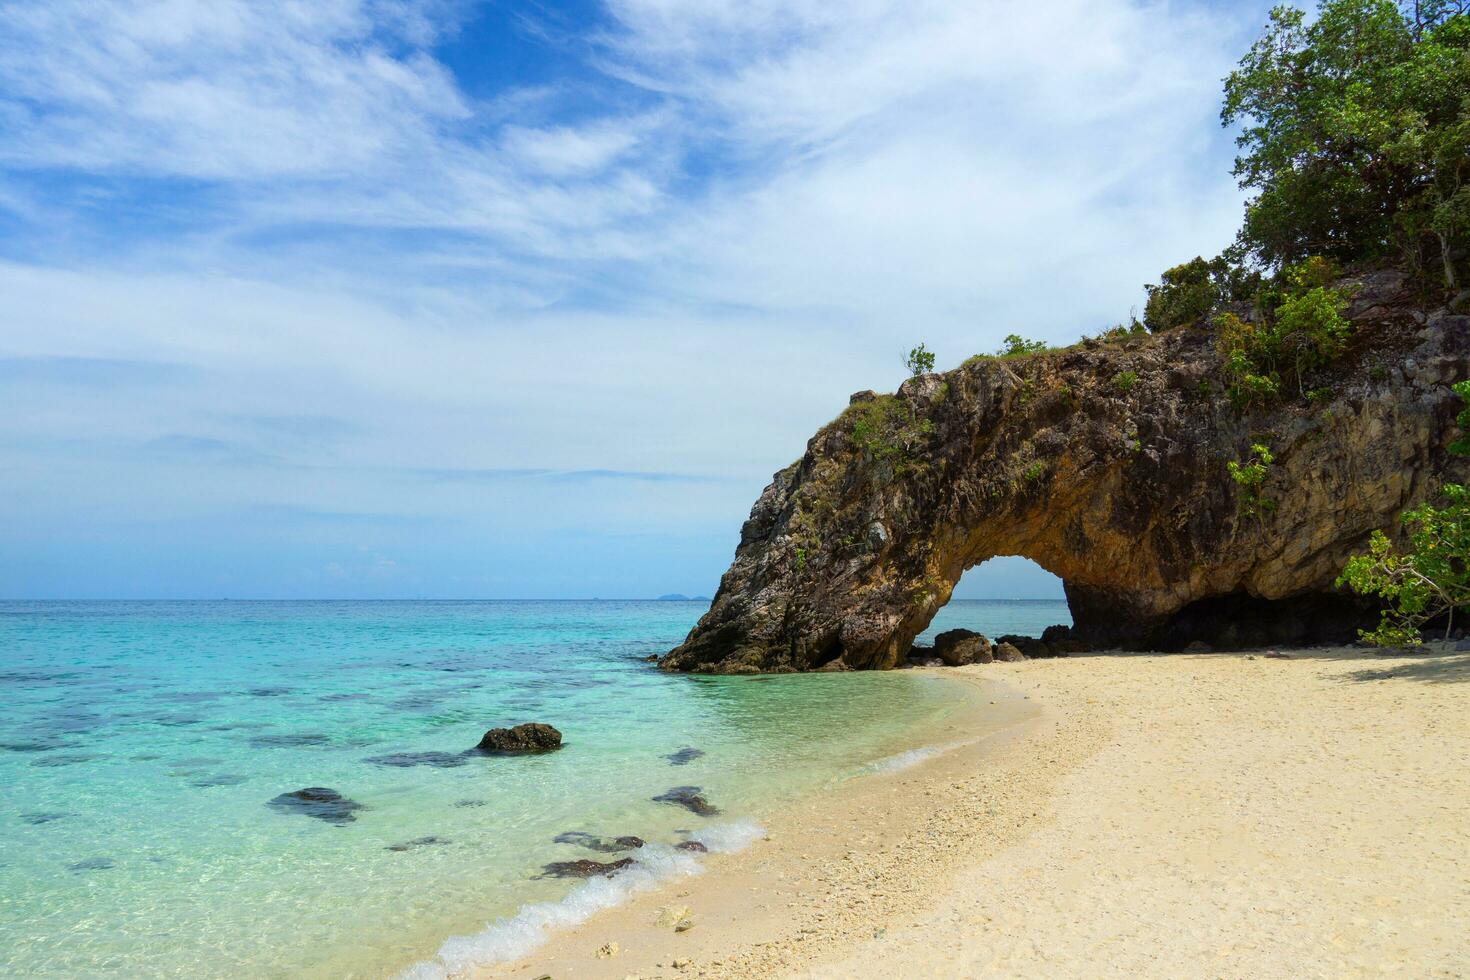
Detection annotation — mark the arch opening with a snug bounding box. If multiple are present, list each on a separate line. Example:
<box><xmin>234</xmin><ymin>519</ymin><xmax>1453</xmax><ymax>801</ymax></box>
<box><xmin>906</xmin><ymin>556</ymin><xmax>1073</xmax><ymax>663</ymax></box>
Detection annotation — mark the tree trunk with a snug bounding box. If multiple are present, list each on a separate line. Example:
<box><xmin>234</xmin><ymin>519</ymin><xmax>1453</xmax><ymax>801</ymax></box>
<box><xmin>1439</xmin><ymin>231</ymin><xmax>1459</xmax><ymax>291</ymax></box>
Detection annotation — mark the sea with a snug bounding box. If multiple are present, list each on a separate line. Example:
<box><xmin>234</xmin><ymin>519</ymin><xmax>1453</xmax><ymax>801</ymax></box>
<box><xmin>0</xmin><ymin>598</ymin><xmax>1069</xmax><ymax>978</ymax></box>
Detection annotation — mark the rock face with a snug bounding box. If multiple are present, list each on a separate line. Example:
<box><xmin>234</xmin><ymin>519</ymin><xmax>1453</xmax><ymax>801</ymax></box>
<box><xmin>662</xmin><ymin>270</ymin><xmax>1470</xmax><ymax>672</ymax></box>
<box><xmin>475</xmin><ymin>723</ymin><xmax>562</xmax><ymax>754</ymax></box>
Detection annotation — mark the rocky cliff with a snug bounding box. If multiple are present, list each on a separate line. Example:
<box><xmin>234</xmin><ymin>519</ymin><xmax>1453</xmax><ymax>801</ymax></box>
<box><xmin>662</xmin><ymin>270</ymin><xmax>1470</xmax><ymax>673</ymax></box>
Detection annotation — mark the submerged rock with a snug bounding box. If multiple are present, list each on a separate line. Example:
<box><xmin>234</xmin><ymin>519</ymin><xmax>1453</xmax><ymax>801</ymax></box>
<box><xmin>475</xmin><ymin>723</ymin><xmax>562</xmax><ymax>754</ymax></box>
<box><xmin>540</xmin><ymin>857</ymin><xmax>635</xmax><ymax>879</ymax></box>
<box><xmin>386</xmin><ymin>836</ymin><xmax>451</xmax><ymax>852</ymax></box>
<box><xmin>665</xmin><ymin>747</ymin><xmax>705</xmax><ymax>766</ymax></box>
<box><xmin>68</xmin><ymin>857</ymin><xmax>115</xmax><ymax>872</ymax></box>
<box><xmin>554</xmin><ymin>831</ymin><xmax>646</xmax><ymax>853</ymax></box>
<box><xmin>20</xmin><ymin>811</ymin><xmax>67</xmax><ymax>825</ymax></box>
<box><xmin>249</xmin><ymin>733</ymin><xmax>331</xmax><ymax>748</ymax></box>
<box><xmin>267</xmin><ymin>787</ymin><xmax>364</xmax><ymax>825</ymax></box>
<box><xmin>363</xmin><ymin>751</ymin><xmax>467</xmax><ymax>769</ymax></box>
<box><xmin>653</xmin><ymin>786</ymin><xmax>720</xmax><ymax>817</ymax></box>
<box><xmin>675</xmin><ymin>840</ymin><xmax>709</xmax><ymax>853</ymax></box>
<box><xmin>658</xmin><ymin>271</ymin><xmax>1469</xmax><ymax>671</ymax></box>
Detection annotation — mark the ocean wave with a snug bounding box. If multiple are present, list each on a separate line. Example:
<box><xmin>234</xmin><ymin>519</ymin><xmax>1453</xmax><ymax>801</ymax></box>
<box><xmin>863</xmin><ymin>741</ymin><xmax>961</xmax><ymax>774</ymax></box>
<box><xmin>399</xmin><ymin>820</ymin><xmax>764</xmax><ymax>979</ymax></box>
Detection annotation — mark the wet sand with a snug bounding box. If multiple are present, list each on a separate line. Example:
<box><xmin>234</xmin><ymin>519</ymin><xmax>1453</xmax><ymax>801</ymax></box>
<box><xmin>477</xmin><ymin>642</ymin><xmax>1470</xmax><ymax>979</ymax></box>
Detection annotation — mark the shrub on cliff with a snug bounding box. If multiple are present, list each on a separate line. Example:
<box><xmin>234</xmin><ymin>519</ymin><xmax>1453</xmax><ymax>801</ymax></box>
<box><xmin>1215</xmin><ymin>258</ymin><xmax>1353</xmax><ymax>408</ymax></box>
<box><xmin>1338</xmin><ymin>382</ymin><xmax>1470</xmax><ymax>645</ymax></box>
<box><xmin>1222</xmin><ymin>0</ymin><xmax>1470</xmax><ymax>293</ymax></box>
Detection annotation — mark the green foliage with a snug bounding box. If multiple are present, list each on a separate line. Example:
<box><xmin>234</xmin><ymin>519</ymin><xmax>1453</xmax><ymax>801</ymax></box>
<box><xmin>905</xmin><ymin>343</ymin><xmax>936</xmax><ymax>377</ymax></box>
<box><xmin>846</xmin><ymin>395</ymin><xmax>935</xmax><ymax>465</ymax></box>
<box><xmin>1337</xmin><ymin>484</ymin><xmax>1470</xmax><ymax>644</ymax></box>
<box><xmin>1227</xmin><ymin>442</ymin><xmax>1277</xmax><ymax>523</ymax></box>
<box><xmin>795</xmin><ymin>546</ymin><xmax>808</xmax><ymax>573</ymax></box>
<box><xmin>1337</xmin><ymin>381</ymin><xmax>1470</xmax><ymax>645</ymax></box>
<box><xmin>997</xmin><ymin>334</ymin><xmax>1050</xmax><ymax>358</ymax></box>
<box><xmin>1452</xmin><ymin>380</ymin><xmax>1470</xmax><ymax>455</ymax></box>
<box><xmin>1143</xmin><ymin>251</ymin><xmax>1263</xmax><ymax>332</ymax></box>
<box><xmin>1112</xmin><ymin>370</ymin><xmax>1138</xmax><ymax>392</ymax></box>
<box><xmin>1092</xmin><ymin>319</ymin><xmax>1149</xmax><ymax>343</ymax></box>
<box><xmin>1221</xmin><ymin>0</ymin><xmax>1470</xmax><ymax>290</ymax></box>
<box><xmin>1215</xmin><ymin>267</ymin><xmax>1353</xmax><ymax>408</ymax></box>
<box><xmin>1023</xmin><ymin>461</ymin><xmax>1046</xmax><ymax>482</ymax></box>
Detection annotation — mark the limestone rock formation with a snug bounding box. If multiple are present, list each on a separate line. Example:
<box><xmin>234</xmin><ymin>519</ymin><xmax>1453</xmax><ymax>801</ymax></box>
<box><xmin>475</xmin><ymin>723</ymin><xmax>562</xmax><ymax>754</ymax></box>
<box><xmin>662</xmin><ymin>270</ymin><xmax>1470</xmax><ymax>672</ymax></box>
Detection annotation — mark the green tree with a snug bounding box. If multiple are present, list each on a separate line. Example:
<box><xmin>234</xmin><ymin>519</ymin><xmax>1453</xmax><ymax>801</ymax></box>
<box><xmin>1221</xmin><ymin>1</ymin><xmax>1470</xmax><ymax>291</ymax></box>
<box><xmin>1337</xmin><ymin>380</ymin><xmax>1470</xmax><ymax>644</ymax></box>
<box><xmin>997</xmin><ymin>334</ymin><xmax>1049</xmax><ymax>357</ymax></box>
<box><xmin>905</xmin><ymin>343</ymin><xmax>936</xmax><ymax>377</ymax></box>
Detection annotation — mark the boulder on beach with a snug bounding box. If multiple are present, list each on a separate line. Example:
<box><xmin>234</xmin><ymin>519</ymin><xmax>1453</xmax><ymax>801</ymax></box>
<box><xmin>540</xmin><ymin>857</ymin><xmax>635</xmax><ymax>879</ymax></box>
<box><xmin>475</xmin><ymin>723</ymin><xmax>562</xmax><ymax>754</ymax></box>
<box><xmin>993</xmin><ymin>641</ymin><xmax>1026</xmax><ymax>663</ymax></box>
<box><xmin>652</xmin><ymin>785</ymin><xmax>720</xmax><ymax>817</ymax></box>
<box><xmin>267</xmin><ymin>787</ymin><xmax>365</xmax><ymax>825</ymax></box>
<box><xmin>934</xmin><ymin>628</ymin><xmax>992</xmax><ymax>666</ymax></box>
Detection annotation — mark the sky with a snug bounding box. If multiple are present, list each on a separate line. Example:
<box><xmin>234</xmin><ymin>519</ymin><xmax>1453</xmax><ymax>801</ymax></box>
<box><xmin>0</xmin><ymin>0</ymin><xmax>1277</xmax><ymax>600</ymax></box>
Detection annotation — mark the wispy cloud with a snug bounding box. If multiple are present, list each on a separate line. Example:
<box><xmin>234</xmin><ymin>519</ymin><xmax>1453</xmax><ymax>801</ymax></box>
<box><xmin>0</xmin><ymin>0</ymin><xmax>1274</xmax><ymax>597</ymax></box>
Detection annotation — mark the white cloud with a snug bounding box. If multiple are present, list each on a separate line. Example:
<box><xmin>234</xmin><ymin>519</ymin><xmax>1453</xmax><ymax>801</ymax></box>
<box><xmin>0</xmin><ymin>0</ymin><xmax>1275</xmax><ymax>594</ymax></box>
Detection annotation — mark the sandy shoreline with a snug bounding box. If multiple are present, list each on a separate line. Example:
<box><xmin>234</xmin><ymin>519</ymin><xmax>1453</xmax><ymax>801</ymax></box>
<box><xmin>473</xmin><ymin>643</ymin><xmax>1470</xmax><ymax>979</ymax></box>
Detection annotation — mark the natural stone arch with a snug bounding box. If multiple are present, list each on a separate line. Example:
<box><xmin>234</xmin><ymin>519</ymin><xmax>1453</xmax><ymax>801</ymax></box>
<box><xmin>662</xmin><ymin>271</ymin><xmax>1469</xmax><ymax>673</ymax></box>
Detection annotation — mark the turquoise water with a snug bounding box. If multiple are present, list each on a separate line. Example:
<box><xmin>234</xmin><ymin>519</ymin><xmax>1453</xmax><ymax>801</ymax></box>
<box><xmin>0</xmin><ymin>599</ymin><xmax>1067</xmax><ymax>979</ymax></box>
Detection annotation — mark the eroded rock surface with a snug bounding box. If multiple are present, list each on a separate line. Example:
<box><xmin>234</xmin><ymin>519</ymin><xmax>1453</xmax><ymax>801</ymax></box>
<box><xmin>475</xmin><ymin>723</ymin><xmax>562</xmax><ymax>754</ymax></box>
<box><xmin>663</xmin><ymin>270</ymin><xmax>1470</xmax><ymax>672</ymax></box>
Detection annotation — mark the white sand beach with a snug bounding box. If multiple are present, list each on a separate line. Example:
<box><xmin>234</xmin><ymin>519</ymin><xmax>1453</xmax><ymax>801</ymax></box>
<box><xmin>482</xmin><ymin>643</ymin><xmax>1470</xmax><ymax>979</ymax></box>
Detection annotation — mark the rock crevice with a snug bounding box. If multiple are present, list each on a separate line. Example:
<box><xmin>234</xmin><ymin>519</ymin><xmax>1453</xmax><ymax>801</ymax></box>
<box><xmin>662</xmin><ymin>270</ymin><xmax>1470</xmax><ymax>672</ymax></box>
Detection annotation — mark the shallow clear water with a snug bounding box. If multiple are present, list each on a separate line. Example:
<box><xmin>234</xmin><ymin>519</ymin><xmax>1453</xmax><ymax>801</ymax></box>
<box><xmin>0</xmin><ymin>599</ymin><xmax>1067</xmax><ymax>979</ymax></box>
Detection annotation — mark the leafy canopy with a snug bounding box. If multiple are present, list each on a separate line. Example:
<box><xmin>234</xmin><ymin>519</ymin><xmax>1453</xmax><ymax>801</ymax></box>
<box><xmin>1222</xmin><ymin>0</ymin><xmax>1470</xmax><ymax>289</ymax></box>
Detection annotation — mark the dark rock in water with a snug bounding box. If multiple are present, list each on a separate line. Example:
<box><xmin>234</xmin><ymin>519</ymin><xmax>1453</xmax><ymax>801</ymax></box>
<box><xmin>1</xmin><ymin>739</ymin><xmax>69</xmax><ymax>753</ymax></box>
<box><xmin>267</xmin><ymin>787</ymin><xmax>364</xmax><ymax>825</ymax></box>
<box><xmin>993</xmin><ymin>642</ymin><xmax>1026</xmax><ymax>663</ymax></box>
<box><xmin>658</xmin><ymin>270</ymin><xmax>1466</xmax><ymax>672</ymax></box>
<box><xmin>540</xmin><ymin>857</ymin><xmax>635</xmax><ymax>879</ymax></box>
<box><xmin>364</xmin><ymin>751</ymin><xmax>467</xmax><ymax>769</ymax></box>
<box><xmin>643</xmin><ymin>654</ymin><xmax>660</xmax><ymax>663</ymax></box>
<box><xmin>675</xmin><ymin>840</ymin><xmax>709</xmax><ymax>853</ymax></box>
<box><xmin>554</xmin><ymin>831</ymin><xmax>645</xmax><ymax>853</ymax></box>
<box><xmin>653</xmin><ymin>786</ymin><xmax>720</xmax><ymax>817</ymax></box>
<box><xmin>386</xmin><ymin>835</ymin><xmax>451</xmax><ymax>852</ymax></box>
<box><xmin>475</xmin><ymin>723</ymin><xmax>562</xmax><ymax>754</ymax></box>
<box><xmin>31</xmin><ymin>753</ymin><xmax>99</xmax><ymax>768</ymax></box>
<box><xmin>453</xmin><ymin>799</ymin><xmax>487</xmax><ymax>808</ymax></box>
<box><xmin>20</xmin><ymin>811</ymin><xmax>67</xmax><ymax>825</ymax></box>
<box><xmin>665</xmin><ymin>747</ymin><xmax>705</xmax><ymax>766</ymax></box>
<box><xmin>934</xmin><ymin>629</ymin><xmax>991</xmax><ymax>666</ymax></box>
<box><xmin>319</xmin><ymin>692</ymin><xmax>372</xmax><ymax>702</ymax></box>
<box><xmin>250</xmin><ymin>733</ymin><xmax>331</xmax><ymax>748</ymax></box>
<box><xmin>68</xmin><ymin>857</ymin><xmax>114</xmax><ymax>872</ymax></box>
<box><xmin>189</xmin><ymin>774</ymin><xmax>248</xmax><ymax>788</ymax></box>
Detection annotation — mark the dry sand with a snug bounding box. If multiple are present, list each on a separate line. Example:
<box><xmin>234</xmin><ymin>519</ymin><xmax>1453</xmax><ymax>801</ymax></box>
<box><xmin>478</xmin><ymin>643</ymin><xmax>1470</xmax><ymax>979</ymax></box>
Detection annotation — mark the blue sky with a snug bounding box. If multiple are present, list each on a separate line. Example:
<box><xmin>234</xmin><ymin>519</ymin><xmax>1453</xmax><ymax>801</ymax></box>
<box><xmin>0</xmin><ymin>0</ymin><xmax>1275</xmax><ymax>599</ymax></box>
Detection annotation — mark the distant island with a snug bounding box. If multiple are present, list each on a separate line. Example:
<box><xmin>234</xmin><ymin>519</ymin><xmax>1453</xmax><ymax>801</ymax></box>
<box><xmin>656</xmin><ymin>593</ymin><xmax>711</xmax><ymax>602</ymax></box>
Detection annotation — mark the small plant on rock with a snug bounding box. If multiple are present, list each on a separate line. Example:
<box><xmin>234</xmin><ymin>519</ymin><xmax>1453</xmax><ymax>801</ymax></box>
<box><xmin>1338</xmin><ymin>383</ymin><xmax>1470</xmax><ymax>646</ymax></box>
<box><xmin>905</xmin><ymin>343</ymin><xmax>936</xmax><ymax>377</ymax></box>
<box><xmin>1112</xmin><ymin>370</ymin><xmax>1138</xmax><ymax>393</ymax></box>
<box><xmin>997</xmin><ymin>334</ymin><xmax>1050</xmax><ymax>358</ymax></box>
<box><xmin>1227</xmin><ymin>443</ymin><xmax>1276</xmax><ymax>525</ymax></box>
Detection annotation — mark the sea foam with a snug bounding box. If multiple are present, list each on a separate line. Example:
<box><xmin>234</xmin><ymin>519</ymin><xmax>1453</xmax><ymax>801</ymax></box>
<box><xmin>399</xmin><ymin>820</ymin><xmax>764</xmax><ymax>980</ymax></box>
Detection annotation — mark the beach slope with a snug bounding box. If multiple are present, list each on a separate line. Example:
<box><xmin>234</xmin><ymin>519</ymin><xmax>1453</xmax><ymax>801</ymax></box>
<box><xmin>486</xmin><ymin>644</ymin><xmax>1470</xmax><ymax>979</ymax></box>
